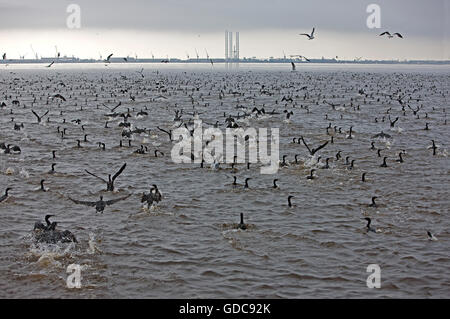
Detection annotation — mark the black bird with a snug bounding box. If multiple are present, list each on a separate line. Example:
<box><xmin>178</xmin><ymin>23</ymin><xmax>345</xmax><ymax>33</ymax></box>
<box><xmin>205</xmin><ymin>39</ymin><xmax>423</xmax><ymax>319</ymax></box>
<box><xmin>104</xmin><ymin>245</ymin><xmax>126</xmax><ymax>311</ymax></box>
<box><xmin>85</xmin><ymin>163</ymin><xmax>127</xmax><ymax>191</ymax></box>
<box><xmin>53</xmin><ymin>94</ymin><xmax>66</xmax><ymax>102</ymax></box>
<box><xmin>237</xmin><ymin>213</ymin><xmax>247</xmax><ymax>230</ymax></box>
<box><xmin>48</xmin><ymin>163</ymin><xmax>57</xmax><ymax>174</ymax></box>
<box><xmin>348</xmin><ymin>160</ymin><xmax>355</xmax><ymax>170</ymax></box>
<box><xmin>364</xmin><ymin>218</ymin><xmax>376</xmax><ymax>233</ymax></box>
<box><xmin>389</xmin><ymin>117</ymin><xmax>399</xmax><ymax>127</ymax></box>
<box><xmin>361</xmin><ymin>172</ymin><xmax>367</xmax><ymax>182</ymax></box>
<box><xmin>287</xmin><ymin>195</ymin><xmax>294</xmax><ymax>208</ymax></box>
<box><xmin>69</xmin><ymin>194</ymin><xmax>131</xmax><ymax>213</ymax></box>
<box><xmin>273</xmin><ymin>179</ymin><xmax>279</xmax><ymax>189</ymax></box>
<box><xmin>306</xmin><ymin>169</ymin><xmax>316</xmax><ymax>180</ymax></box>
<box><xmin>380</xmin><ymin>157</ymin><xmax>388</xmax><ymax>167</ymax></box>
<box><xmin>154</xmin><ymin>150</ymin><xmax>164</xmax><ymax>157</ymax></box>
<box><xmin>430</xmin><ymin>140</ymin><xmax>437</xmax><ymax>155</ymax></box>
<box><xmin>0</xmin><ymin>188</ymin><xmax>11</xmax><ymax>203</ymax></box>
<box><xmin>244</xmin><ymin>178</ymin><xmax>251</xmax><ymax>188</ymax></box>
<box><xmin>231</xmin><ymin>176</ymin><xmax>239</xmax><ymax>187</ymax></box>
<box><xmin>379</xmin><ymin>31</ymin><xmax>403</xmax><ymax>38</ymax></box>
<box><xmin>372</xmin><ymin>131</ymin><xmax>392</xmax><ymax>139</ymax></box>
<box><xmin>2</xmin><ymin>144</ymin><xmax>21</xmax><ymax>154</ymax></box>
<box><xmin>157</xmin><ymin>126</ymin><xmax>172</xmax><ymax>141</ymax></box>
<box><xmin>396</xmin><ymin>152</ymin><xmax>404</xmax><ymax>163</ymax></box>
<box><xmin>33</xmin><ymin>216</ymin><xmax>77</xmax><ymax>244</ymax></box>
<box><xmin>300</xmin><ymin>137</ymin><xmax>329</xmax><ymax>156</ymax></box>
<box><xmin>34</xmin><ymin>214</ymin><xmax>54</xmax><ymax>231</ymax></box>
<box><xmin>369</xmin><ymin>196</ymin><xmax>378</xmax><ymax>208</ymax></box>
<box><xmin>347</xmin><ymin>126</ymin><xmax>353</xmax><ymax>139</ymax></box>
<box><xmin>321</xmin><ymin>157</ymin><xmax>330</xmax><ymax>169</ymax></box>
<box><xmin>104</xmin><ymin>53</ymin><xmax>113</xmax><ymax>63</ymax></box>
<box><xmin>280</xmin><ymin>155</ymin><xmax>289</xmax><ymax>167</ymax></box>
<box><xmin>31</xmin><ymin>110</ymin><xmax>49</xmax><ymax>123</ymax></box>
<box><xmin>291</xmin><ymin>62</ymin><xmax>296</xmax><ymax>71</ymax></box>
<box><xmin>39</xmin><ymin>179</ymin><xmax>48</xmax><ymax>192</ymax></box>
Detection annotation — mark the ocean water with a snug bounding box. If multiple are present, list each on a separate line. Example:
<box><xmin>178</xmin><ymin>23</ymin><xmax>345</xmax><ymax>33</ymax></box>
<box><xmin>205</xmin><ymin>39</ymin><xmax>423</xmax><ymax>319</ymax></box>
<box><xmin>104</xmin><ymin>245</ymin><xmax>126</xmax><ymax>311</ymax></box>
<box><xmin>0</xmin><ymin>63</ymin><xmax>449</xmax><ymax>298</ymax></box>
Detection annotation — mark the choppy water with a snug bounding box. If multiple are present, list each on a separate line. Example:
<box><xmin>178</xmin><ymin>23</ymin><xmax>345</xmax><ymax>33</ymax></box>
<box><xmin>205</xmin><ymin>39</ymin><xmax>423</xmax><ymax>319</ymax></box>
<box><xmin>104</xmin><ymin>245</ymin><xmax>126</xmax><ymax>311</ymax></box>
<box><xmin>0</xmin><ymin>63</ymin><xmax>449</xmax><ymax>298</ymax></box>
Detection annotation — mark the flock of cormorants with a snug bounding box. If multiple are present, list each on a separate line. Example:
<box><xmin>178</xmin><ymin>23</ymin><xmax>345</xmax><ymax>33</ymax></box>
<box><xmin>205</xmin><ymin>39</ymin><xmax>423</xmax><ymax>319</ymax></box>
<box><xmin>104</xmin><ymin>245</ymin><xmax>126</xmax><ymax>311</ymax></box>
<box><xmin>0</xmin><ymin>63</ymin><xmax>447</xmax><ymax>247</ymax></box>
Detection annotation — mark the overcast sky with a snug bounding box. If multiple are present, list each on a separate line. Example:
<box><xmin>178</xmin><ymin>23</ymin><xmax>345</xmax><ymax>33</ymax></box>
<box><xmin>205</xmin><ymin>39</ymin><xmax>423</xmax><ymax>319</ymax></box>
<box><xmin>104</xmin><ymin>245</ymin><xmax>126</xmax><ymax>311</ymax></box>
<box><xmin>0</xmin><ymin>0</ymin><xmax>449</xmax><ymax>60</ymax></box>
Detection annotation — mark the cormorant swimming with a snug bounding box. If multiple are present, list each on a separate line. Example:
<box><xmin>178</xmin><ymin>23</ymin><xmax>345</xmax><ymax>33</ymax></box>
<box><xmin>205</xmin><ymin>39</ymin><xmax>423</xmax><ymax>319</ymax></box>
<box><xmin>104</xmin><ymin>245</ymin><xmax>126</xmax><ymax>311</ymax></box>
<box><xmin>273</xmin><ymin>179</ymin><xmax>279</xmax><ymax>189</ymax></box>
<box><xmin>307</xmin><ymin>169</ymin><xmax>316</xmax><ymax>180</ymax></box>
<box><xmin>0</xmin><ymin>188</ymin><xmax>11</xmax><ymax>203</ymax></box>
<box><xmin>364</xmin><ymin>218</ymin><xmax>376</xmax><ymax>233</ymax></box>
<box><xmin>288</xmin><ymin>195</ymin><xmax>294</xmax><ymax>208</ymax></box>
<box><xmin>237</xmin><ymin>213</ymin><xmax>247</xmax><ymax>230</ymax></box>
<box><xmin>369</xmin><ymin>196</ymin><xmax>378</xmax><ymax>208</ymax></box>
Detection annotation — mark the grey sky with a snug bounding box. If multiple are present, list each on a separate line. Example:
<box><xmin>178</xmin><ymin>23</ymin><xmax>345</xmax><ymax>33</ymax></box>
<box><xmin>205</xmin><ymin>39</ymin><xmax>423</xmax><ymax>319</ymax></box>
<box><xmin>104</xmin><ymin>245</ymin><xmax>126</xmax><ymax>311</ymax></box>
<box><xmin>0</xmin><ymin>0</ymin><xmax>449</xmax><ymax>59</ymax></box>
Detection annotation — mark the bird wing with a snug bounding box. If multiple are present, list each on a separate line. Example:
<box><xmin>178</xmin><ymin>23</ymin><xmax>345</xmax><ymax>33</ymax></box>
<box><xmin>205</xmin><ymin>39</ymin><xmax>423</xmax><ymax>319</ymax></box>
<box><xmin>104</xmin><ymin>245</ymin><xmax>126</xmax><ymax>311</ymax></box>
<box><xmin>42</xmin><ymin>110</ymin><xmax>49</xmax><ymax>118</ymax></box>
<box><xmin>54</xmin><ymin>94</ymin><xmax>66</xmax><ymax>101</ymax></box>
<box><xmin>157</xmin><ymin>126</ymin><xmax>171</xmax><ymax>137</ymax></box>
<box><xmin>141</xmin><ymin>192</ymin><xmax>150</xmax><ymax>203</ymax></box>
<box><xmin>31</xmin><ymin>110</ymin><xmax>40</xmax><ymax>120</ymax></box>
<box><xmin>394</xmin><ymin>33</ymin><xmax>403</xmax><ymax>38</ymax></box>
<box><xmin>85</xmin><ymin>170</ymin><xmax>108</xmax><ymax>183</ymax></box>
<box><xmin>68</xmin><ymin>196</ymin><xmax>96</xmax><ymax>207</ymax></box>
<box><xmin>312</xmin><ymin>141</ymin><xmax>329</xmax><ymax>155</ymax></box>
<box><xmin>112</xmin><ymin>163</ymin><xmax>127</xmax><ymax>181</ymax></box>
<box><xmin>379</xmin><ymin>31</ymin><xmax>390</xmax><ymax>36</ymax></box>
<box><xmin>300</xmin><ymin>34</ymin><xmax>310</xmax><ymax>38</ymax></box>
<box><xmin>105</xmin><ymin>194</ymin><xmax>131</xmax><ymax>206</ymax></box>
<box><xmin>311</xmin><ymin>28</ymin><xmax>315</xmax><ymax>36</ymax></box>
<box><xmin>107</xmin><ymin>54</ymin><xmax>113</xmax><ymax>60</ymax></box>
<box><xmin>111</xmin><ymin>101</ymin><xmax>122</xmax><ymax>112</ymax></box>
<box><xmin>371</xmin><ymin>133</ymin><xmax>382</xmax><ymax>139</ymax></box>
<box><xmin>301</xmin><ymin>137</ymin><xmax>313</xmax><ymax>155</ymax></box>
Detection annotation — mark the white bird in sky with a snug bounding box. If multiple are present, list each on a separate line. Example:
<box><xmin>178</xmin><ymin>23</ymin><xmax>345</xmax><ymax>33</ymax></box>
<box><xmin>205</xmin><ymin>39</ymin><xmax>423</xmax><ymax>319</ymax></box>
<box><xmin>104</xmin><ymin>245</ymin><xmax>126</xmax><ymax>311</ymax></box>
<box><xmin>300</xmin><ymin>27</ymin><xmax>315</xmax><ymax>40</ymax></box>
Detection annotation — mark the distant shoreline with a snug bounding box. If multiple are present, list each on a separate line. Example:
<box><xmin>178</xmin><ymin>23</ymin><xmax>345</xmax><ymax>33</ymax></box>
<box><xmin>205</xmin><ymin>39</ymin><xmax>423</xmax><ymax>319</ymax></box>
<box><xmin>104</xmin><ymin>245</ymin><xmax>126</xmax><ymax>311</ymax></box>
<box><xmin>1</xmin><ymin>58</ymin><xmax>450</xmax><ymax>65</ymax></box>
